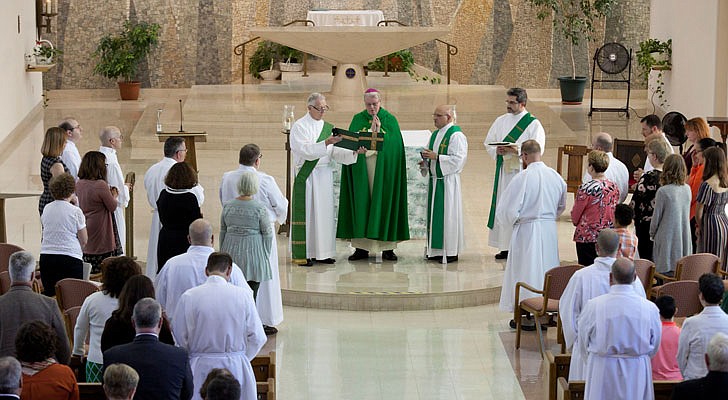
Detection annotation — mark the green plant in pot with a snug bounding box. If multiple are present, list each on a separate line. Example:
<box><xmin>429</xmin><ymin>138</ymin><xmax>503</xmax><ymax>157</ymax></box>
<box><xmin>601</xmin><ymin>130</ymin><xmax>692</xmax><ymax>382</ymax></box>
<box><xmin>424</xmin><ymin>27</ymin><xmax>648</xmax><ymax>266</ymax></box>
<box><xmin>280</xmin><ymin>45</ymin><xmax>304</xmax><ymax>72</ymax></box>
<box><xmin>526</xmin><ymin>0</ymin><xmax>617</xmax><ymax>104</ymax></box>
<box><xmin>93</xmin><ymin>20</ymin><xmax>161</xmax><ymax>100</ymax></box>
<box><xmin>249</xmin><ymin>41</ymin><xmax>283</xmax><ymax>80</ymax></box>
<box><xmin>636</xmin><ymin>38</ymin><xmax>671</xmax><ymax>108</ymax></box>
<box><xmin>33</xmin><ymin>40</ymin><xmax>63</xmax><ymax>65</ymax></box>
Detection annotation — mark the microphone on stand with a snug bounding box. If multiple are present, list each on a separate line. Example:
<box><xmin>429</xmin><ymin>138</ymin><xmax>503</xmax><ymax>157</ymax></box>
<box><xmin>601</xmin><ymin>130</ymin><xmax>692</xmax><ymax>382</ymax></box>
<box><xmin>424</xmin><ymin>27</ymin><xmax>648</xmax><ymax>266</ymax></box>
<box><xmin>179</xmin><ymin>99</ymin><xmax>184</xmax><ymax>132</ymax></box>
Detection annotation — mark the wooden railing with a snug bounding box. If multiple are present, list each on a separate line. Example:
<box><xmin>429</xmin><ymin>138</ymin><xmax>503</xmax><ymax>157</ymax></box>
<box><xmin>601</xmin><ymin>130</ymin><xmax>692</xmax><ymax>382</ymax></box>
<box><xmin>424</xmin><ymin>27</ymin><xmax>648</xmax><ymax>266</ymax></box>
<box><xmin>377</xmin><ymin>20</ymin><xmax>458</xmax><ymax>84</ymax></box>
<box><xmin>233</xmin><ymin>19</ymin><xmax>315</xmax><ymax>84</ymax></box>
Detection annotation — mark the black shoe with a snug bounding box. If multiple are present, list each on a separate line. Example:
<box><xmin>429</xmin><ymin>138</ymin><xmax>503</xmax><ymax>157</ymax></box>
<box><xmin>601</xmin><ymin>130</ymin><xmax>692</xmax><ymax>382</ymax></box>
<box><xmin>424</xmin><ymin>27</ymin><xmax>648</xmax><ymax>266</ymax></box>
<box><xmin>382</xmin><ymin>250</ymin><xmax>398</xmax><ymax>261</ymax></box>
<box><xmin>348</xmin><ymin>248</ymin><xmax>369</xmax><ymax>261</ymax></box>
<box><xmin>509</xmin><ymin>319</ymin><xmax>537</xmax><ymax>332</ymax></box>
<box><xmin>315</xmin><ymin>258</ymin><xmax>336</xmax><ymax>264</ymax></box>
<box><xmin>445</xmin><ymin>255</ymin><xmax>458</xmax><ymax>263</ymax></box>
<box><xmin>495</xmin><ymin>250</ymin><xmax>509</xmax><ymax>260</ymax></box>
<box><xmin>295</xmin><ymin>259</ymin><xmax>314</xmax><ymax>267</ymax></box>
<box><xmin>263</xmin><ymin>325</ymin><xmax>278</xmax><ymax>335</ymax></box>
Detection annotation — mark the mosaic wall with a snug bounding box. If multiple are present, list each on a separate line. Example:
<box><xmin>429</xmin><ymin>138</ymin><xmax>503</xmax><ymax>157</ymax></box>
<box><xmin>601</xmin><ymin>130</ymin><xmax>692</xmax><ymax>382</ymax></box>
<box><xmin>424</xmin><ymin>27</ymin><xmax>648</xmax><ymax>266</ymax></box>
<box><xmin>42</xmin><ymin>0</ymin><xmax>649</xmax><ymax>89</ymax></box>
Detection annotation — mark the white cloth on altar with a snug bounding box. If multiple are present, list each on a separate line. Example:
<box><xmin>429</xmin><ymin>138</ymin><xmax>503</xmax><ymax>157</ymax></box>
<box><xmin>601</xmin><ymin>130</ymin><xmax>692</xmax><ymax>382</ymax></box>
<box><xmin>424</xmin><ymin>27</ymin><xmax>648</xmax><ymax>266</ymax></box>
<box><xmin>644</xmin><ymin>133</ymin><xmax>674</xmax><ymax>172</ymax></box>
<box><xmin>484</xmin><ymin>110</ymin><xmax>545</xmax><ymax>250</ymax></box>
<box><xmin>220</xmin><ymin>164</ymin><xmax>287</xmax><ymax>326</ymax></box>
<box><xmin>583</xmin><ymin>152</ymin><xmax>630</xmax><ymax>203</ymax></box>
<box><xmin>144</xmin><ymin>157</ymin><xmax>205</xmax><ymax>278</ymax></box>
<box><xmin>496</xmin><ymin>161</ymin><xmax>565</xmax><ymax>312</ymax></box>
<box><xmin>99</xmin><ymin>146</ymin><xmax>129</xmax><ymax>254</ymax></box>
<box><xmin>577</xmin><ymin>285</ymin><xmax>661</xmax><ymax>400</ymax></box>
<box><xmin>61</xmin><ymin>141</ymin><xmax>81</xmax><ymax>179</ymax></box>
<box><xmin>155</xmin><ymin>245</ymin><xmax>248</xmax><ymax>324</ymax></box>
<box><xmin>677</xmin><ymin>305</ymin><xmax>728</xmax><ymax>380</ymax></box>
<box><xmin>425</xmin><ymin>122</ymin><xmax>467</xmax><ymax>257</ymax></box>
<box><xmin>172</xmin><ymin>275</ymin><xmax>265</xmax><ymax>400</ymax></box>
<box><xmin>559</xmin><ymin>256</ymin><xmax>646</xmax><ymax>380</ymax></box>
<box><xmin>306</xmin><ymin>10</ymin><xmax>384</xmax><ymax>26</ymax></box>
<box><xmin>289</xmin><ymin>113</ymin><xmax>357</xmax><ymax>259</ymax></box>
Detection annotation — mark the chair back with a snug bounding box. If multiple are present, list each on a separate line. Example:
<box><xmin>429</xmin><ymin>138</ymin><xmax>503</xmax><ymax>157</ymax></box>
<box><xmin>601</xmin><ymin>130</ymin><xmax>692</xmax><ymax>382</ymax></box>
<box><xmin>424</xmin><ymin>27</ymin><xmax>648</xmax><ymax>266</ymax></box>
<box><xmin>675</xmin><ymin>253</ymin><xmax>720</xmax><ymax>281</ymax></box>
<box><xmin>0</xmin><ymin>271</ymin><xmax>10</xmax><ymax>295</ymax></box>
<box><xmin>63</xmin><ymin>306</ymin><xmax>82</xmax><ymax>348</ymax></box>
<box><xmin>545</xmin><ymin>264</ymin><xmax>582</xmax><ymax>300</ymax></box>
<box><xmin>655</xmin><ymin>280</ymin><xmax>702</xmax><ymax>318</ymax></box>
<box><xmin>0</xmin><ymin>243</ymin><xmax>24</xmax><ymax>273</ymax></box>
<box><xmin>556</xmin><ymin>145</ymin><xmax>589</xmax><ymax>194</ymax></box>
<box><xmin>55</xmin><ymin>278</ymin><xmax>99</xmax><ymax>311</ymax></box>
<box><xmin>634</xmin><ymin>259</ymin><xmax>656</xmax><ymax>296</ymax></box>
<box><xmin>78</xmin><ymin>382</ymin><xmax>105</xmax><ymax>400</ymax></box>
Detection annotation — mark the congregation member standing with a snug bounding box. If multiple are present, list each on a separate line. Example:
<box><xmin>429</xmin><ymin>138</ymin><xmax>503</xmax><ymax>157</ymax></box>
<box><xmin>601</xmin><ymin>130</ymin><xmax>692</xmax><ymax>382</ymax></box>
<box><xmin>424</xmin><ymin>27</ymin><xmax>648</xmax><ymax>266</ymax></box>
<box><xmin>695</xmin><ymin>146</ymin><xmax>728</xmax><ymax>267</ymax></box>
<box><xmin>650</xmin><ymin>154</ymin><xmax>692</xmax><ymax>275</ymax></box>
<box><xmin>651</xmin><ymin>295</ymin><xmax>683</xmax><ymax>381</ymax></box>
<box><xmin>613</xmin><ymin>204</ymin><xmax>638</xmax><ymax>260</ymax></box>
<box><xmin>102</xmin><ymin>364</ymin><xmax>139</xmax><ymax>400</ymax></box>
<box><xmin>156</xmin><ymin>162</ymin><xmax>203</xmax><ymax>270</ymax></box>
<box><xmin>420</xmin><ymin>105</ymin><xmax>467</xmax><ymax>263</ymax></box>
<box><xmin>559</xmin><ymin>229</ymin><xmax>645</xmax><ymax>380</ymax></box>
<box><xmin>339</xmin><ymin>88</ymin><xmax>409</xmax><ymax>262</ymax></box>
<box><xmin>577</xmin><ymin>258</ymin><xmax>661</xmax><ymax>400</ymax></box>
<box><xmin>571</xmin><ymin>150</ymin><xmax>619</xmax><ymax>266</ymax></box>
<box><xmin>172</xmin><ymin>252</ymin><xmax>266</xmax><ymax>400</ymax></box>
<box><xmin>682</xmin><ymin>117</ymin><xmax>711</xmax><ymax>172</ymax></box>
<box><xmin>633</xmin><ymin>114</ymin><xmax>674</xmax><ymax>180</ymax></box>
<box><xmin>59</xmin><ymin>118</ymin><xmax>83</xmax><ymax>179</ymax></box>
<box><xmin>143</xmin><ymin>136</ymin><xmax>204</xmax><ymax>277</ymax></box>
<box><xmin>496</xmin><ymin>140</ymin><xmax>566</xmax><ymax>316</ymax></box>
<box><xmin>98</xmin><ymin>126</ymin><xmax>130</xmax><ymax>254</ymax></box>
<box><xmin>289</xmin><ymin>92</ymin><xmax>360</xmax><ymax>266</ymax></box>
<box><xmin>39</xmin><ymin>127</ymin><xmax>69</xmax><ymax>216</ymax></box>
<box><xmin>484</xmin><ymin>87</ymin><xmax>545</xmax><ymax>260</ymax></box>
<box><xmin>220</xmin><ymin>144</ymin><xmax>287</xmax><ymax>334</ymax></box>
<box><xmin>687</xmin><ymin>138</ymin><xmax>716</xmax><ymax>248</ymax></box>
<box><xmin>583</xmin><ymin>132</ymin><xmax>629</xmax><ymax>203</ymax></box>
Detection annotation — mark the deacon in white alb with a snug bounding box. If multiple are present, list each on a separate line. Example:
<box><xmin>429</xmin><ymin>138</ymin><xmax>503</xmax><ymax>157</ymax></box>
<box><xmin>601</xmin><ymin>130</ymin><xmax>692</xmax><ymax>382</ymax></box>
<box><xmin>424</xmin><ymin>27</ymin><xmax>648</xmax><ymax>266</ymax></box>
<box><xmin>220</xmin><ymin>143</ymin><xmax>287</xmax><ymax>330</ymax></box>
<box><xmin>98</xmin><ymin>126</ymin><xmax>130</xmax><ymax>254</ymax></box>
<box><xmin>484</xmin><ymin>88</ymin><xmax>545</xmax><ymax>260</ymax></box>
<box><xmin>59</xmin><ymin>118</ymin><xmax>83</xmax><ymax>179</ymax></box>
<box><xmin>496</xmin><ymin>139</ymin><xmax>566</xmax><ymax>313</ymax></box>
<box><xmin>420</xmin><ymin>104</ymin><xmax>467</xmax><ymax>263</ymax></box>
<box><xmin>582</xmin><ymin>132</ymin><xmax>629</xmax><ymax>203</ymax></box>
<box><xmin>143</xmin><ymin>137</ymin><xmax>204</xmax><ymax>277</ymax></box>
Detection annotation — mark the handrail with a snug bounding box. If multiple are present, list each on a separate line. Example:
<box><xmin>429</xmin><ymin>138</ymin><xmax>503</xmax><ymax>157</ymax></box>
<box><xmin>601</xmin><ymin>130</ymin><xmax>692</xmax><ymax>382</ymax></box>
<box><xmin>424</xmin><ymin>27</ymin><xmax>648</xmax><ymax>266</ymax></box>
<box><xmin>435</xmin><ymin>39</ymin><xmax>458</xmax><ymax>85</ymax></box>
<box><xmin>234</xmin><ymin>20</ymin><xmax>315</xmax><ymax>84</ymax></box>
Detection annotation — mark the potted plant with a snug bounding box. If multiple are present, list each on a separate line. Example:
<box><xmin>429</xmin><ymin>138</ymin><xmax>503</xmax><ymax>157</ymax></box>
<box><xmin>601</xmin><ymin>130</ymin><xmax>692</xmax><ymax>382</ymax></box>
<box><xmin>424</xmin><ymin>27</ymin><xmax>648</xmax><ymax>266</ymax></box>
<box><xmin>279</xmin><ymin>45</ymin><xmax>304</xmax><ymax>72</ymax></box>
<box><xmin>249</xmin><ymin>41</ymin><xmax>283</xmax><ymax>80</ymax></box>
<box><xmin>636</xmin><ymin>38</ymin><xmax>672</xmax><ymax>108</ymax></box>
<box><xmin>526</xmin><ymin>0</ymin><xmax>617</xmax><ymax>104</ymax></box>
<box><xmin>33</xmin><ymin>40</ymin><xmax>62</xmax><ymax>65</ymax></box>
<box><xmin>93</xmin><ymin>20</ymin><xmax>161</xmax><ymax>100</ymax></box>
<box><xmin>367</xmin><ymin>49</ymin><xmax>414</xmax><ymax>73</ymax></box>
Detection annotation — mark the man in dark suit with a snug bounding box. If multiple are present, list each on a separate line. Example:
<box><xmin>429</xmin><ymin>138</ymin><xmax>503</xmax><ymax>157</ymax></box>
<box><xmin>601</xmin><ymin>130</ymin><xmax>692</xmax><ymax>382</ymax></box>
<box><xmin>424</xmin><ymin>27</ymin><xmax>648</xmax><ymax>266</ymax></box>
<box><xmin>0</xmin><ymin>356</ymin><xmax>21</xmax><ymax>398</ymax></box>
<box><xmin>103</xmin><ymin>298</ymin><xmax>193</xmax><ymax>400</ymax></box>
<box><xmin>0</xmin><ymin>251</ymin><xmax>70</xmax><ymax>364</ymax></box>
<box><xmin>671</xmin><ymin>332</ymin><xmax>728</xmax><ymax>399</ymax></box>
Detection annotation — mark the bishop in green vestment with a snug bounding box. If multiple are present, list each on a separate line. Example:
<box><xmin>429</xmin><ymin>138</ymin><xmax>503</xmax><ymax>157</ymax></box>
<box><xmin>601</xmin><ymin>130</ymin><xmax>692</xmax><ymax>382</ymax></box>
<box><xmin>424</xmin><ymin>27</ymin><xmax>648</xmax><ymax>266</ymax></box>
<box><xmin>337</xmin><ymin>89</ymin><xmax>410</xmax><ymax>261</ymax></box>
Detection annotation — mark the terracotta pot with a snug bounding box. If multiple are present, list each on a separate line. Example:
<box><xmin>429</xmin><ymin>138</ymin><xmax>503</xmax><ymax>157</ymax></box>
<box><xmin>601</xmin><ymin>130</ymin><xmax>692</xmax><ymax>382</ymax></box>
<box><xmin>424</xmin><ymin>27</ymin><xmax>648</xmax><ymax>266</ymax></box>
<box><xmin>118</xmin><ymin>81</ymin><xmax>141</xmax><ymax>100</ymax></box>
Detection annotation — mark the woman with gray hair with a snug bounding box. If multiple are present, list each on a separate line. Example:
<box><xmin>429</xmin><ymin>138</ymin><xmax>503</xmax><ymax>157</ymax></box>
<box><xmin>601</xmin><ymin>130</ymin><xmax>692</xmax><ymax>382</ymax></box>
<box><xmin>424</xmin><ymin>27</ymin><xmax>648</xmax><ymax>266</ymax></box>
<box><xmin>220</xmin><ymin>171</ymin><xmax>272</xmax><ymax>300</ymax></box>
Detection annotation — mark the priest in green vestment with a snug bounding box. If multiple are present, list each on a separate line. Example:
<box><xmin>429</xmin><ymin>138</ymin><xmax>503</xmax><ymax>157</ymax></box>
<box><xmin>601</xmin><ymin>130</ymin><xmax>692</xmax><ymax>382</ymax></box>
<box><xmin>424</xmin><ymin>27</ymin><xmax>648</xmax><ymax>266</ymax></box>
<box><xmin>337</xmin><ymin>89</ymin><xmax>410</xmax><ymax>261</ymax></box>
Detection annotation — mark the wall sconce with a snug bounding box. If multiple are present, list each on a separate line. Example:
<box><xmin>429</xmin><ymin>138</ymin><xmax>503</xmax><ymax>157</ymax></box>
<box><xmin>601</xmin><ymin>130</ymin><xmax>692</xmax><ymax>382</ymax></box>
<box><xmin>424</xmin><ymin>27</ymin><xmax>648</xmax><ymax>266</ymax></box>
<box><xmin>36</xmin><ymin>0</ymin><xmax>58</xmax><ymax>36</ymax></box>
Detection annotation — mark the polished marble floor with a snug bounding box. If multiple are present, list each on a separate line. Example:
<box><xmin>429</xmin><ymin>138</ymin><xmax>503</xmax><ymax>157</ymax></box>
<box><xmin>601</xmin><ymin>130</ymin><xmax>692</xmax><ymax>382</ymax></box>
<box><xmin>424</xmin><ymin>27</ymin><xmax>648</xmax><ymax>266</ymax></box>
<box><xmin>1</xmin><ymin>78</ymin><xmax>655</xmax><ymax>399</ymax></box>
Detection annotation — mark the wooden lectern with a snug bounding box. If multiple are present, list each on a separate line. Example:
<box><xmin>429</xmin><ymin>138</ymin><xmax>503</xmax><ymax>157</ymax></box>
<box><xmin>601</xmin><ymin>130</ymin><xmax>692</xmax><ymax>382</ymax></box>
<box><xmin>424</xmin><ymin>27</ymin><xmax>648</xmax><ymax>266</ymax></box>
<box><xmin>156</xmin><ymin>131</ymin><xmax>207</xmax><ymax>171</ymax></box>
<box><xmin>0</xmin><ymin>192</ymin><xmax>41</xmax><ymax>243</ymax></box>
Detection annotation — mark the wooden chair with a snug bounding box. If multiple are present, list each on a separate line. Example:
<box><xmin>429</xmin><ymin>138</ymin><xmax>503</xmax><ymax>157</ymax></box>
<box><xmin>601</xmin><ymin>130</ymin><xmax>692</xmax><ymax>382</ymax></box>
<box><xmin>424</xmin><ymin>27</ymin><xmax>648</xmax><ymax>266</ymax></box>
<box><xmin>557</xmin><ymin>378</ymin><xmax>679</xmax><ymax>400</ymax></box>
<box><xmin>0</xmin><ymin>243</ymin><xmax>24</xmax><ymax>273</ymax></box>
<box><xmin>556</xmin><ymin>145</ymin><xmax>589</xmax><ymax>194</ymax></box>
<box><xmin>651</xmin><ymin>253</ymin><xmax>720</xmax><ymax>298</ymax></box>
<box><xmin>654</xmin><ymin>280</ymin><xmax>702</xmax><ymax>318</ymax></box>
<box><xmin>634</xmin><ymin>259</ymin><xmax>656</xmax><ymax>297</ymax></box>
<box><xmin>55</xmin><ymin>278</ymin><xmax>99</xmax><ymax>312</ymax></box>
<box><xmin>63</xmin><ymin>306</ymin><xmax>82</xmax><ymax>348</ymax></box>
<box><xmin>547</xmin><ymin>350</ymin><xmax>571</xmax><ymax>400</ymax></box>
<box><xmin>515</xmin><ymin>264</ymin><xmax>582</xmax><ymax>358</ymax></box>
<box><xmin>78</xmin><ymin>382</ymin><xmax>105</xmax><ymax>400</ymax></box>
<box><xmin>252</xmin><ymin>351</ymin><xmax>276</xmax><ymax>400</ymax></box>
<box><xmin>0</xmin><ymin>271</ymin><xmax>10</xmax><ymax>295</ymax></box>
<box><xmin>257</xmin><ymin>378</ymin><xmax>276</xmax><ymax>400</ymax></box>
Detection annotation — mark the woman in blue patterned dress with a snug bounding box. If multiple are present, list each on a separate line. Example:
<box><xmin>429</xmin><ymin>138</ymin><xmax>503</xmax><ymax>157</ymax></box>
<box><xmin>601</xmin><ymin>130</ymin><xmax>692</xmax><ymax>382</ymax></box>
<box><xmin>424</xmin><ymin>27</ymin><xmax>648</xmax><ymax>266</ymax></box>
<box><xmin>695</xmin><ymin>146</ymin><xmax>728</xmax><ymax>267</ymax></box>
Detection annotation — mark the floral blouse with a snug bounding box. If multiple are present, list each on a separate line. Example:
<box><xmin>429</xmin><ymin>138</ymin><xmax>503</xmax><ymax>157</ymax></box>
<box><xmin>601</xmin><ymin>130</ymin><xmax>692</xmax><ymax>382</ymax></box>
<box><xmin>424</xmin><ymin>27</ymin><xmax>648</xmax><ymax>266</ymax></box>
<box><xmin>630</xmin><ymin>170</ymin><xmax>662</xmax><ymax>229</ymax></box>
<box><xmin>571</xmin><ymin>179</ymin><xmax>619</xmax><ymax>243</ymax></box>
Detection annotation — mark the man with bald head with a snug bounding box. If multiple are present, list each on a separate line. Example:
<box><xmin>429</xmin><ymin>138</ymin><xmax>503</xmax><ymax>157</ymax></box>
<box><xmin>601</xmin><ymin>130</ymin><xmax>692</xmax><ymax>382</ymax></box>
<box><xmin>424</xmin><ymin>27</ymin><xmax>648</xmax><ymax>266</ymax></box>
<box><xmin>560</xmin><ymin>229</ymin><xmax>646</xmax><ymax>380</ymax></box>
<box><xmin>583</xmin><ymin>132</ymin><xmax>629</xmax><ymax>202</ymax></box>
<box><xmin>577</xmin><ymin>258</ymin><xmax>661</xmax><ymax>400</ymax></box>
<box><xmin>420</xmin><ymin>105</ymin><xmax>467</xmax><ymax>263</ymax></box>
<box><xmin>155</xmin><ymin>219</ymin><xmax>250</xmax><ymax>322</ymax></box>
<box><xmin>99</xmin><ymin>126</ymin><xmax>130</xmax><ymax>254</ymax></box>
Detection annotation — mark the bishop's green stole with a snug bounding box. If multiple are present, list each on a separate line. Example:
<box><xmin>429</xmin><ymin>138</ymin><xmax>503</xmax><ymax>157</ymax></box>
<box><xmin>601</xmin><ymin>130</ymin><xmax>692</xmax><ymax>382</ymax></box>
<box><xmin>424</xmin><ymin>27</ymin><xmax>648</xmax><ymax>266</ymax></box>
<box><xmin>487</xmin><ymin>113</ymin><xmax>535</xmax><ymax>229</ymax></box>
<box><xmin>427</xmin><ymin>125</ymin><xmax>461</xmax><ymax>249</ymax></box>
<box><xmin>291</xmin><ymin>121</ymin><xmax>334</xmax><ymax>263</ymax></box>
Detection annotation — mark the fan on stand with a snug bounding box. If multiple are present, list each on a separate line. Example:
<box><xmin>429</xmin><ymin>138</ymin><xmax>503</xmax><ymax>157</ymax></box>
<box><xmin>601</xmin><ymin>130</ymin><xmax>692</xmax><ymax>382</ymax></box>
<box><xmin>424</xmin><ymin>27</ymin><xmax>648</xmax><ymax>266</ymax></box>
<box><xmin>662</xmin><ymin>111</ymin><xmax>688</xmax><ymax>153</ymax></box>
<box><xmin>589</xmin><ymin>42</ymin><xmax>632</xmax><ymax>117</ymax></box>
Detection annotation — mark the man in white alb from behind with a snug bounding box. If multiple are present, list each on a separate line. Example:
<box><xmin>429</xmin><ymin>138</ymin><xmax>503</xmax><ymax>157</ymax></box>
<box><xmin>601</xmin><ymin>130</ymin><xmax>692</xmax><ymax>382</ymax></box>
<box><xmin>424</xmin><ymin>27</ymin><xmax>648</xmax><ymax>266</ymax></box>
<box><xmin>98</xmin><ymin>126</ymin><xmax>130</xmax><ymax>254</ymax></box>
<box><xmin>220</xmin><ymin>144</ymin><xmax>287</xmax><ymax>333</ymax></box>
<box><xmin>143</xmin><ymin>137</ymin><xmax>204</xmax><ymax>277</ymax></box>
<box><xmin>559</xmin><ymin>229</ymin><xmax>646</xmax><ymax>380</ymax></box>
<box><xmin>154</xmin><ymin>219</ymin><xmax>249</xmax><ymax>324</ymax></box>
<box><xmin>59</xmin><ymin>118</ymin><xmax>83</xmax><ymax>179</ymax></box>
<box><xmin>583</xmin><ymin>133</ymin><xmax>629</xmax><ymax>203</ymax></box>
<box><xmin>484</xmin><ymin>87</ymin><xmax>545</xmax><ymax>260</ymax></box>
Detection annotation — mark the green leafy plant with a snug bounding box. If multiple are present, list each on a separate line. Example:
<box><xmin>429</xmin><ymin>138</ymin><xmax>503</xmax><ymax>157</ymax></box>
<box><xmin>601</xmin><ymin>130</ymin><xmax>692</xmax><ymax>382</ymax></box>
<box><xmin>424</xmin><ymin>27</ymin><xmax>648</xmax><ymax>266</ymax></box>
<box><xmin>249</xmin><ymin>41</ymin><xmax>304</xmax><ymax>78</ymax></box>
<box><xmin>93</xmin><ymin>20</ymin><xmax>161</xmax><ymax>82</ymax></box>
<box><xmin>526</xmin><ymin>0</ymin><xmax>617</xmax><ymax>79</ymax></box>
<box><xmin>33</xmin><ymin>41</ymin><xmax>63</xmax><ymax>63</ymax></box>
<box><xmin>367</xmin><ymin>49</ymin><xmax>414</xmax><ymax>73</ymax></box>
<box><xmin>636</xmin><ymin>38</ymin><xmax>672</xmax><ymax>108</ymax></box>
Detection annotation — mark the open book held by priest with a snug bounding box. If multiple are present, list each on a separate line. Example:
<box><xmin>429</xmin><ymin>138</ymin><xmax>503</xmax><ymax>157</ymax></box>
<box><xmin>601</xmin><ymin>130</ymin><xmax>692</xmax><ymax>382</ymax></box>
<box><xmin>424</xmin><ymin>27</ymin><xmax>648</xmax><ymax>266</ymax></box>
<box><xmin>332</xmin><ymin>127</ymin><xmax>384</xmax><ymax>151</ymax></box>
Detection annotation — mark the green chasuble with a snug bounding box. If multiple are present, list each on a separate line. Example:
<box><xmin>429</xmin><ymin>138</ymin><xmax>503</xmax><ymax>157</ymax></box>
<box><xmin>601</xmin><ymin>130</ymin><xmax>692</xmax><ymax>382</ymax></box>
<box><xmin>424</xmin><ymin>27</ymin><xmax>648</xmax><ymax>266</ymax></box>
<box><xmin>337</xmin><ymin>108</ymin><xmax>410</xmax><ymax>242</ymax></box>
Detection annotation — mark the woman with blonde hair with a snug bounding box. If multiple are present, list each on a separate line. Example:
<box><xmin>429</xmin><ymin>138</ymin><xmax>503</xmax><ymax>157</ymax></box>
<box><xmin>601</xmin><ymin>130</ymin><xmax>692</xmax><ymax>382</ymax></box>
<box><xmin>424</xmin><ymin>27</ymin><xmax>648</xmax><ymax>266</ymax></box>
<box><xmin>650</xmin><ymin>154</ymin><xmax>692</xmax><ymax>274</ymax></box>
<box><xmin>695</xmin><ymin>146</ymin><xmax>728</xmax><ymax>267</ymax></box>
<box><xmin>39</xmin><ymin>127</ymin><xmax>69</xmax><ymax>215</ymax></box>
<box><xmin>682</xmin><ymin>117</ymin><xmax>711</xmax><ymax>171</ymax></box>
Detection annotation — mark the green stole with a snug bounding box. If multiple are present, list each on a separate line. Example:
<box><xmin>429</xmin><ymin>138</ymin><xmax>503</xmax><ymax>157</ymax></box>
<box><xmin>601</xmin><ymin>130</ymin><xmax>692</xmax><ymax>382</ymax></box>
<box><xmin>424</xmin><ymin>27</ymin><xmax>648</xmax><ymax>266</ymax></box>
<box><xmin>291</xmin><ymin>121</ymin><xmax>334</xmax><ymax>263</ymax></box>
<box><xmin>487</xmin><ymin>113</ymin><xmax>535</xmax><ymax>229</ymax></box>
<box><xmin>427</xmin><ymin>125</ymin><xmax>461</xmax><ymax>249</ymax></box>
